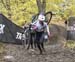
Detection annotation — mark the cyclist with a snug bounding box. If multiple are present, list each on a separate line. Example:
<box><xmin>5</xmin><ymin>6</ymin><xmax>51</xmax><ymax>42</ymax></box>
<box><xmin>30</xmin><ymin>14</ymin><xmax>50</xmax><ymax>54</ymax></box>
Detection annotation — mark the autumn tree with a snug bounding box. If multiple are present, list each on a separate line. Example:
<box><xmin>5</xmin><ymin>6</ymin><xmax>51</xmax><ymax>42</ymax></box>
<box><xmin>0</xmin><ymin>0</ymin><xmax>75</xmax><ymax>26</ymax></box>
<box><xmin>1</xmin><ymin>0</ymin><xmax>11</xmax><ymax>19</ymax></box>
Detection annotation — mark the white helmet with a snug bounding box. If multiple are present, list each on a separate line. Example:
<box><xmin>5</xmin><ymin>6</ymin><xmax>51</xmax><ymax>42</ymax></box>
<box><xmin>38</xmin><ymin>14</ymin><xmax>45</xmax><ymax>21</ymax></box>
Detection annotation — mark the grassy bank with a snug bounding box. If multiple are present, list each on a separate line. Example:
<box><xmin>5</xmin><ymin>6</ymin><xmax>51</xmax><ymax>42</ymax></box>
<box><xmin>65</xmin><ymin>40</ymin><xmax>75</xmax><ymax>49</ymax></box>
<box><xmin>0</xmin><ymin>42</ymin><xmax>5</xmax><ymax>54</ymax></box>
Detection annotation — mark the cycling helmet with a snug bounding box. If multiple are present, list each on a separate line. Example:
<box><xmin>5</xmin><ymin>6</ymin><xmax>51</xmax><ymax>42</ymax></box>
<box><xmin>38</xmin><ymin>14</ymin><xmax>45</xmax><ymax>21</ymax></box>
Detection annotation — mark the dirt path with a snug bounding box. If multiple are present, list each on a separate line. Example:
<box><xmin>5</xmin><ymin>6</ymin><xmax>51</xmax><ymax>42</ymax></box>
<box><xmin>0</xmin><ymin>43</ymin><xmax>75</xmax><ymax>62</ymax></box>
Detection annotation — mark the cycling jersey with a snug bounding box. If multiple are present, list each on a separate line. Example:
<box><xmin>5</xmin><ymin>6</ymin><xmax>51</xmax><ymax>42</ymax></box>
<box><xmin>31</xmin><ymin>20</ymin><xmax>50</xmax><ymax>35</ymax></box>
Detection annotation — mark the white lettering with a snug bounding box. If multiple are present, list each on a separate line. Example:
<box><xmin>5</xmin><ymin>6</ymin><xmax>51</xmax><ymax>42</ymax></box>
<box><xmin>0</xmin><ymin>24</ymin><xmax>5</xmax><ymax>34</ymax></box>
<box><xmin>16</xmin><ymin>32</ymin><xmax>25</xmax><ymax>40</ymax></box>
<box><xmin>16</xmin><ymin>32</ymin><xmax>22</xmax><ymax>40</ymax></box>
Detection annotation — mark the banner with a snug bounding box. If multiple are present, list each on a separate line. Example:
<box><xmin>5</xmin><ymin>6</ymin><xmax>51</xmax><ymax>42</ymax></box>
<box><xmin>0</xmin><ymin>14</ymin><xmax>24</xmax><ymax>44</ymax></box>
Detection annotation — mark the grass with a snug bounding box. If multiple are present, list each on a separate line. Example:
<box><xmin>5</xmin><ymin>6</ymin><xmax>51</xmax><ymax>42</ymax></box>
<box><xmin>0</xmin><ymin>42</ymin><xmax>5</xmax><ymax>54</ymax></box>
<box><xmin>65</xmin><ymin>40</ymin><xmax>75</xmax><ymax>49</ymax></box>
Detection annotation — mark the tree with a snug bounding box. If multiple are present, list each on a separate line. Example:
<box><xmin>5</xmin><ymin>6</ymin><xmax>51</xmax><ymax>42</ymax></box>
<box><xmin>36</xmin><ymin>0</ymin><xmax>46</xmax><ymax>14</ymax></box>
<box><xmin>1</xmin><ymin>0</ymin><xmax>11</xmax><ymax>19</ymax></box>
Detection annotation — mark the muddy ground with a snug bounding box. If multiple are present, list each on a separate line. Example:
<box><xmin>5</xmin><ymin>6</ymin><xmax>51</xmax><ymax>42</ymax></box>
<box><xmin>0</xmin><ymin>42</ymin><xmax>75</xmax><ymax>62</ymax></box>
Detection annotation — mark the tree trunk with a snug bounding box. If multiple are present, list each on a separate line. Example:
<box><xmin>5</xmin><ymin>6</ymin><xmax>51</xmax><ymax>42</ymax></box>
<box><xmin>42</xmin><ymin>0</ymin><xmax>46</xmax><ymax>14</ymax></box>
<box><xmin>36</xmin><ymin>0</ymin><xmax>46</xmax><ymax>14</ymax></box>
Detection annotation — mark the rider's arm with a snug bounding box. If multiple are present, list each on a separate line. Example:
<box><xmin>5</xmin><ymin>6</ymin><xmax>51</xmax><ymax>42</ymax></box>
<box><xmin>31</xmin><ymin>20</ymin><xmax>38</xmax><ymax>25</ymax></box>
<box><xmin>45</xmin><ymin>24</ymin><xmax>50</xmax><ymax>36</ymax></box>
<box><xmin>30</xmin><ymin>20</ymin><xmax>38</xmax><ymax>30</ymax></box>
<box><xmin>47</xmin><ymin>26</ymin><xmax>50</xmax><ymax>35</ymax></box>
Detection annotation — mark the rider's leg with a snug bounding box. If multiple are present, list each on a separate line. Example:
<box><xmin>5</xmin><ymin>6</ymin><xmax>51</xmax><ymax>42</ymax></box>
<box><xmin>27</xmin><ymin>42</ymin><xmax>30</xmax><ymax>50</ymax></box>
<box><xmin>40</xmin><ymin>42</ymin><xmax>46</xmax><ymax>52</ymax></box>
<box><xmin>36</xmin><ymin>42</ymin><xmax>42</xmax><ymax>54</ymax></box>
<box><xmin>27</xmin><ymin>33</ymin><xmax>33</xmax><ymax>49</ymax></box>
<box><xmin>40</xmin><ymin>34</ymin><xmax>46</xmax><ymax>52</ymax></box>
<box><xmin>36</xmin><ymin>32</ymin><xmax>43</xmax><ymax>54</ymax></box>
<box><xmin>30</xmin><ymin>33</ymin><xmax>34</xmax><ymax>49</ymax></box>
<box><xmin>33</xmin><ymin>33</ymin><xmax>37</xmax><ymax>48</ymax></box>
<box><xmin>34</xmin><ymin>41</ymin><xmax>37</xmax><ymax>48</ymax></box>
